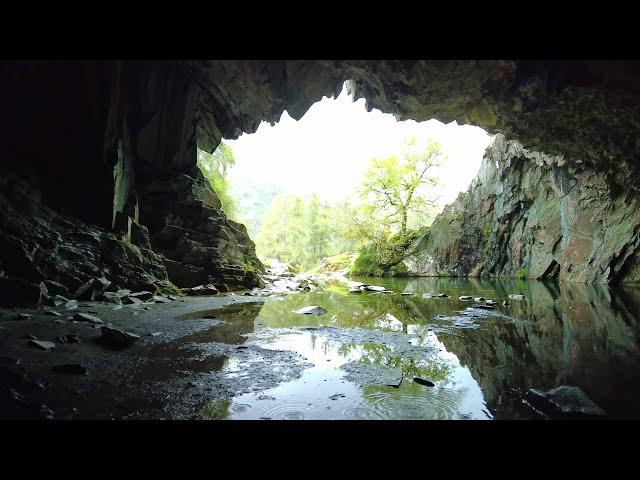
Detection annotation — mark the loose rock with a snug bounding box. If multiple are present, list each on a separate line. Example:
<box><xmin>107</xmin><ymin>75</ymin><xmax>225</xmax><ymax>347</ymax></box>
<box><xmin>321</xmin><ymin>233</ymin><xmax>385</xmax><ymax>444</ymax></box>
<box><xmin>56</xmin><ymin>334</ymin><xmax>80</xmax><ymax>344</ymax></box>
<box><xmin>100</xmin><ymin>326</ymin><xmax>140</xmax><ymax>348</ymax></box>
<box><xmin>73</xmin><ymin>312</ymin><xmax>103</xmax><ymax>324</ymax></box>
<box><xmin>29</xmin><ymin>340</ymin><xmax>56</xmax><ymax>350</ymax></box>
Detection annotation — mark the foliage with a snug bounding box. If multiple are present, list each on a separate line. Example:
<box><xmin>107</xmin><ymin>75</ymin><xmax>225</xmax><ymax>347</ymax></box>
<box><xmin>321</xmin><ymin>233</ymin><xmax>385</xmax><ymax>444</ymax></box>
<box><xmin>307</xmin><ymin>253</ymin><xmax>357</xmax><ymax>274</ymax></box>
<box><xmin>515</xmin><ymin>268</ymin><xmax>528</xmax><ymax>279</ymax></box>
<box><xmin>254</xmin><ymin>193</ymin><xmax>355</xmax><ymax>271</ymax></box>
<box><xmin>231</xmin><ymin>135</ymin><xmax>446</xmax><ymax>273</ymax></box>
<box><xmin>197</xmin><ymin>142</ymin><xmax>239</xmax><ymax>219</ymax></box>
<box><xmin>350</xmin><ymin>229</ymin><xmax>425</xmax><ymax>277</ymax></box>
<box><xmin>360</xmin><ymin>137</ymin><xmax>443</xmax><ymax>236</ymax></box>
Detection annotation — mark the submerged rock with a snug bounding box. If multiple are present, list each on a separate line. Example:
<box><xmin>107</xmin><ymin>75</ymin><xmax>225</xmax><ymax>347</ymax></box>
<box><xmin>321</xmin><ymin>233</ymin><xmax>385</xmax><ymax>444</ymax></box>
<box><xmin>341</xmin><ymin>363</ymin><xmax>403</xmax><ymax>388</ymax></box>
<box><xmin>375</xmin><ymin>313</ymin><xmax>404</xmax><ymax>332</ymax></box>
<box><xmin>459</xmin><ymin>296</ymin><xmax>473</xmax><ymax>301</ymax></box>
<box><xmin>414</xmin><ymin>377</ymin><xmax>435</xmax><ymax>387</ymax></box>
<box><xmin>424</xmin><ymin>293</ymin><xmax>448</xmax><ymax>298</ymax></box>
<box><xmin>293</xmin><ymin>306</ymin><xmax>327</xmax><ymax>315</ymax></box>
<box><xmin>364</xmin><ymin>285</ymin><xmax>385</xmax><ymax>292</ymax></box>
<box><xmin>524</xmin><ymin>386</ymin><xmax>606</xmax><ymax>418</ymax></box>
<box><xmin>472</xmin><ymin>303</ymin><xmax>495</xmax><ymax>310</ymax></box>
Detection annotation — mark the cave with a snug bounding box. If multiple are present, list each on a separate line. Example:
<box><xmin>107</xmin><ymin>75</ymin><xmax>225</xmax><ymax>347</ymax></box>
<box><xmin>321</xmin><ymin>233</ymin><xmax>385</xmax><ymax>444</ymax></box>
<box><xmin>1</xmin><ymin>60</ymin><xmax>640</xmax><ymax>421</ymax></box>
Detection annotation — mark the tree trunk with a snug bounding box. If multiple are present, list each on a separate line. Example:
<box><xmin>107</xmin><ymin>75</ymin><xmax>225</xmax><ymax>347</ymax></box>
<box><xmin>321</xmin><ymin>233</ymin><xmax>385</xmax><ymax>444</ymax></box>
<box><xmin>400</xmin><ymin>208</ymin><xmax>407</xmax><ymax>236</ymax></box>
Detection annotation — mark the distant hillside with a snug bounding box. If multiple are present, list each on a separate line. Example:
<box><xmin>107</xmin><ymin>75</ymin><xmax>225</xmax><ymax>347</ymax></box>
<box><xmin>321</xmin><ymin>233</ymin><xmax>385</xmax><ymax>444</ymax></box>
<box><xmin>229</xmin><ymin>178</ymin><xmax>282</xmax><ymax>237</ymax></box>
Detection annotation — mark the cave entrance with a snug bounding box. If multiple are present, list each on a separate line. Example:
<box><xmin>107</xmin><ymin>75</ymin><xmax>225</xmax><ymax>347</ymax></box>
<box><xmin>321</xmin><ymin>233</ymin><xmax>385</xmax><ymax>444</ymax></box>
<box><xmin>196</xmin><ymin>83</ymin><xmax>492</xmax><ymax>274</ymax></box>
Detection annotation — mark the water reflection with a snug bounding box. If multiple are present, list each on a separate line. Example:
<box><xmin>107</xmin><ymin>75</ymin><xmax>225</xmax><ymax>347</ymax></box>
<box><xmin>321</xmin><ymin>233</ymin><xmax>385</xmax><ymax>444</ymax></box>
<box><xmin>231</xmin><ymin>277</ymin><xmax>640</xmax><ymax>419</ymax></box>
<box><xmin>228</xmin><ymin>329</ymin><xmax>489</xmax><ymax>420</ymax></box>
<box><xmin>175</xmin><ymin>278</ymin><xmax>640</xmax><ymax>419</ymax></box>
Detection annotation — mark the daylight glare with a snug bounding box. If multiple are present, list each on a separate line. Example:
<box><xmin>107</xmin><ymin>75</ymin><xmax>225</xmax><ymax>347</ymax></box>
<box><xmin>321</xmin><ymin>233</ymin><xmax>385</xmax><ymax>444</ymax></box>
<box><xmin>227</xmin><ymin>86</ymin><xmax>493</xmax><ymax>208</ymax></box>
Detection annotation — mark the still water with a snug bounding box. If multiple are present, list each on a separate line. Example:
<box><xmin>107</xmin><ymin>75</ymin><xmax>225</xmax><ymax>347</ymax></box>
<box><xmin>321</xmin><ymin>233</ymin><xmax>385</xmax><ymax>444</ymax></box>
<box><xmin>198</xmin><ymin>277</ymin><xmax>640</xmax><ymax>420</ymax></box>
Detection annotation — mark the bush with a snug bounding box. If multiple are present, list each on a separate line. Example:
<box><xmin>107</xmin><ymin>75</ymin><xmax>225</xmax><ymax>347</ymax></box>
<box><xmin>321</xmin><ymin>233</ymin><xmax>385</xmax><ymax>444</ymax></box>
<box><xmin>350</xmin><ymin>229</ymin><xmax>423</xmax><ymax>277</ymax></box>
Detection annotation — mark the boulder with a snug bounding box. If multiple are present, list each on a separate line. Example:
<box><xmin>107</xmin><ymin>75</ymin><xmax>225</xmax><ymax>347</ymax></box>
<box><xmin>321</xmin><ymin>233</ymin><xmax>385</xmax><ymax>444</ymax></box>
<box><xmin>524</xmin><ymin>386</ymin><xmax>606</xmax><ymax>418</ymax></box>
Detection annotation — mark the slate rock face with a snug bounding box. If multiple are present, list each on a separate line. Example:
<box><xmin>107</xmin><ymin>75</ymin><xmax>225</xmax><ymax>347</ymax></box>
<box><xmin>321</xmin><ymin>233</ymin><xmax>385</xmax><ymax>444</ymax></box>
<box><xmin>403</xmin><ymin>135</ymin><xmax>640</xmax><ymax>284</ymax></box>
<box><xmin>0</xmin><ymin>177</ymin><xmax>178</xmax><ymax>305</ymax></box>
<box><xmin>140</xmin><ymin>170</ymin><xmax>263</xmax><ymax>290</ymax></box>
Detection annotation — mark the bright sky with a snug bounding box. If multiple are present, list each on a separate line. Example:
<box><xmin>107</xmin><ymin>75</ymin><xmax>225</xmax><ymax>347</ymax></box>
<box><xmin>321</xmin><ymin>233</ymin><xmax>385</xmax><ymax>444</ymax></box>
<box><xmin>226</xmin><ymin>85</ymin><xmax>493</xmax><ymax>208</ymax></box>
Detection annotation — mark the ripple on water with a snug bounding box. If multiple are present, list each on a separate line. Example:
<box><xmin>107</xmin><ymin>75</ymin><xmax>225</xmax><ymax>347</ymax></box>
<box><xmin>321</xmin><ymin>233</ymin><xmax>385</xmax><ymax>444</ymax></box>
<box><xmin>231</xmin><ymin>403</ymin><xmax>251</xmax><ymax>413</ymax></box>
<box><xmin>282</xmin><ymin>411</ymin><xmax>305</xmax><ymax>420</ymax></box>
<box><xmin>344</xmin><ymin>406</ymin><xmax>377</xmax><ymax>419</ymax></box>
<box><xmin>364</xmin><ymin>385</ymin><xmax>466</xmax><ymax>420</ymax></box>
<box><xmin>230</xmin><ymin>399</ymin><xmax>313</xmax><ymax>420</ymax></box>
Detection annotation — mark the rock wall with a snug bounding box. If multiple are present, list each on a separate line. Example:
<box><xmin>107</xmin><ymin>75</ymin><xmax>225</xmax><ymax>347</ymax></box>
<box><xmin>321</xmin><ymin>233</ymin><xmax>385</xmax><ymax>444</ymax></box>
<box><xmin>404</xmin><ymin>135</ymin><xmax>640</xmax><ymax>284</ymax></box>
<box><xmin>0</xmin><ymin>174</ymin><xmax>177</xmax><ymax>306</ymax></box>
<box><xmin>437</xmin><ymin>280</ymin><xmax>640</xmax><ymax>418</ymax></box>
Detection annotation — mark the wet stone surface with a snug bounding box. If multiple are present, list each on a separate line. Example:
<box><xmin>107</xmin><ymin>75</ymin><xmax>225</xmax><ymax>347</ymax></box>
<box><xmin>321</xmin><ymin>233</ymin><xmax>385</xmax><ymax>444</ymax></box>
<box><xmin>1</xmin><ymin>276</ymin><xmax>640</xmax><ymax>420</ymax></box>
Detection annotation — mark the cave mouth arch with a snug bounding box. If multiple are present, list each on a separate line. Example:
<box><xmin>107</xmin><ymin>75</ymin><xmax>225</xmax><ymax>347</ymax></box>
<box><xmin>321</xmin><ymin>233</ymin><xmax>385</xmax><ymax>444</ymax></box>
<box><xmin>195</xmin><ymin>83</ymin><xmax>493</xmax><ymax>273</ymax></box>
<box><xmin>1</xmin><ymin>60</ymin><xmax>640</xmax><ymax>300</ymax></box>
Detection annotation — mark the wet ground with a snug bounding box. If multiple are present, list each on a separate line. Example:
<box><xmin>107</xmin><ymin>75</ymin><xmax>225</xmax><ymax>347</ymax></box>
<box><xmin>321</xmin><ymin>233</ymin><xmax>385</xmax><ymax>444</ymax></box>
<box><xmin>2</xmin><ymin>277</ymin><xmax>640</xmax><ymax>420</ymax></box>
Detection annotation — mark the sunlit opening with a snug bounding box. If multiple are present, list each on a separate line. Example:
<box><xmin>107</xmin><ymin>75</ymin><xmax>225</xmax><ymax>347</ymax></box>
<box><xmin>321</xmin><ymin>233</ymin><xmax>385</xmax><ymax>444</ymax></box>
<box><xmin>197</xmin><ymin>83</ymin><xmax>493</xmax><ymax>272</ymax></box>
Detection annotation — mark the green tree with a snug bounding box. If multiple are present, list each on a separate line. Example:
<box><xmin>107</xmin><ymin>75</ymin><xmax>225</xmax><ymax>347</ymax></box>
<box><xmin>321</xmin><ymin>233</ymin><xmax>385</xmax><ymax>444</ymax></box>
<box><xmin>197</xmin><ymin>142</ymin><xmax>238</xmax><ymax>219</ymax></box>
<box><xmin>360</xmin><ymin>137</ymin><xmax>443</xmax><ymax>236</ymax></box>
<box><xmin>255</xmin><ymin>194</ymin><xmax>307</xmax><ymax>265</ymax></box>
<box><xmin>306</xmin><ymin>193</ymin><xmax>332</xmax><ymax>262</ymax></box>
<box><xmin>255</xmin><ymin>193</ymin><xmax>353</xmax><ymax>271</ymax></box>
